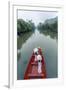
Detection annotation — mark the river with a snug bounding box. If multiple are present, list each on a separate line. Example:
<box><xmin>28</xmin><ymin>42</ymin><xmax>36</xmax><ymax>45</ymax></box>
<box><xmin>17</xmin><ymin>29</ymin><xmax>58</xmax><ymax>80</ymax></box>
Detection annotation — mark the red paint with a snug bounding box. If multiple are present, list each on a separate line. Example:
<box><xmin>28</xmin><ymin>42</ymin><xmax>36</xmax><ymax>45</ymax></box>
<box><xmin>24</xmin><ymin>48</ymin><xmax>46</xmax><ymax>79</ymax></box>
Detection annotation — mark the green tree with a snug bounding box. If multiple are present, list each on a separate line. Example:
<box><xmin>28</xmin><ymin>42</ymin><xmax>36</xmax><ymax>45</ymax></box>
<box><xmin>17</xmin><ymin>19</ymin><xmax>35</xmax><ymax>36</ymax></box>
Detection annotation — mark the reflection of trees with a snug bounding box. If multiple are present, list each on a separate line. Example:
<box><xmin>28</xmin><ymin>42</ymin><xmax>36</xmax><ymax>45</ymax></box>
<box><xmin>39</xmin><ymin>30</ymin><xmax>58</xmax><ymax>39</ymax></box>
<box><xmin>17</xmin><ymin>31</ymin><xmax>33</xmax><ymax>60</ymax></box>
<box><xmin>17</xmin><ymin>31</ymin><xmax>33</xmax><ymax>49</ymax></box>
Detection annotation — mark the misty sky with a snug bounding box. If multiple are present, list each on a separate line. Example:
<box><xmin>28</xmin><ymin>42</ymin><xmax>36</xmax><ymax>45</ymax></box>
<box><xmin>18</xmin><ymin>10</ymin><xmax>57</xmax><ymax>26</ymax></box>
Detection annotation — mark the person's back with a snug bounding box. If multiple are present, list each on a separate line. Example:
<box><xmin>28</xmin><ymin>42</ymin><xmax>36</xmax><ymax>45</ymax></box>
<box><xmin>37</xmin><ymin>54</ymin><xmax>42</xmax><ymax>62</ymax></box>
<box><xmin>33</xmin><ymin>48</ymin><xmax>38</xmax><ymax>61</ymax></box>
<box><xmin>37</xmin><ymin>54</ymin><xmax>42</xmax><ymax>73</ymax></box>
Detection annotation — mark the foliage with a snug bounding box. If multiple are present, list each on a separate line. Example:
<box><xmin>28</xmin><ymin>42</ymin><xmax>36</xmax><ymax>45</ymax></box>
<box><xmin>17</xmin><ymin>19</ymin><xmax>35</xmax><ymax>35</ymax></box>
<box><xmin>37</xmin><ymin>17</ymin><xmax>58</xmax><ymax>33</ymax></box>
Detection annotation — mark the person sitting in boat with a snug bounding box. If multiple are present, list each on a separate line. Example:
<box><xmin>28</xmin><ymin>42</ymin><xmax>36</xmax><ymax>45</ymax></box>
<box><xmin>33</xmin><ymin>48</ymin><xmax>38</xmax><ymax>61</ymax></box>
<box><xmin>37</xmin><ymin>54</ymin><xmax>42</xmax><ymax>74</ymax></box>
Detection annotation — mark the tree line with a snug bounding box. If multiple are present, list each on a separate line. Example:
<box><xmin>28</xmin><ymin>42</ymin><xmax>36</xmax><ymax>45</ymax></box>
<box><xmin>17</xmin><ymin>17</ymin><xmax>58</xmax><ymax>36</ymax></box>
<box><xmin>37</xmin><ymin>17</ymin><xmax>58</xmax><ymax>33</ymax></box>
<box><xmin>17</xmin><ymin>19</ymin><xmax>35</xmax><ymax>36</ymax></box>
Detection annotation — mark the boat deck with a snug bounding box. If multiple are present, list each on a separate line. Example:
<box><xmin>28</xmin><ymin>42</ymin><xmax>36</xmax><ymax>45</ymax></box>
<box><xmin>24</xmin><ymin>48</ymin><xmax>46</xmax><ymax>79</ymax></box>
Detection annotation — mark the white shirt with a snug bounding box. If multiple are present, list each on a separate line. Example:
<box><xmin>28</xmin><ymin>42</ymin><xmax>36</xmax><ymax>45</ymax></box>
<box><xmin>38</xmin><ymin>62</ymin><xmax>42</xmax><ymax>73</ymax></box>
<box><xmin>37</xmin><ymin>55</ymin><xmax>42</xmax><ymax>61</ymax></box>
<box><xmin>37</xmin><ymin>55</ymin><xmax>42</xmax><ymax>73</ymax></box>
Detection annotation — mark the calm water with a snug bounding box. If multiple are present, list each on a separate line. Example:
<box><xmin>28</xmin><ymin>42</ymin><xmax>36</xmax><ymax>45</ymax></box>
<box><xmin>17</xmin><ymin>29</ymin><xmax>58</xmax><ymax>80</ymax></box>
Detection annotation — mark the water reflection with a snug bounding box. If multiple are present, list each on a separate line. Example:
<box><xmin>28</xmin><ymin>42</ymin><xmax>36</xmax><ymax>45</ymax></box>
<box><xmin>17</xmin><ymin>29</ymin><xmax>58</xmax><ymax>79</ymax></box>
<box><xmin>39</xmin><ymin>30</ymin><xmax>57</xmax><ymax>40</ymax></box>
<box><xmin>17</xmin><ymin>31</ymin><xmax>33</xmax><ymax>60</ymax></box>
<box><xmin>17</xmin><ymin>31</ymin><xmax>34</xmax><ymax>49</ymax></box>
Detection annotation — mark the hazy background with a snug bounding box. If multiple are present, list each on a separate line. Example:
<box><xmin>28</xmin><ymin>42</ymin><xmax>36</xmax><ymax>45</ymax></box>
<box><xmin>18</xmin><ymin>10</ymin><xmax>57</xmax><ymax>26</ymax></box>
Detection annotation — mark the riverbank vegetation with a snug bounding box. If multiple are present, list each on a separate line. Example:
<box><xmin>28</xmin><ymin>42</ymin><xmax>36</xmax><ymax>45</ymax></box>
<box><xmin>17</xmin><ymin>19</ymin><xmax>35</xmax><ymax>36</ymax></box>
<box><xmin>37</xmin><ymin>17</ymin><xmax>58</xmax><ymax>33</ymax></box>
<box><xmin>17</xmin><ymin>17</ymin><xmax>58</xmax><ymax>49</ymax></box>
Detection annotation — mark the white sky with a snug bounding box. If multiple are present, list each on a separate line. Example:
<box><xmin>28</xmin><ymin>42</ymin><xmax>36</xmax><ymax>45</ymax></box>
<box><xmin>18</xmin><ymin>10</ymin><xmax>57</xmax><ymax>26</ymax></box>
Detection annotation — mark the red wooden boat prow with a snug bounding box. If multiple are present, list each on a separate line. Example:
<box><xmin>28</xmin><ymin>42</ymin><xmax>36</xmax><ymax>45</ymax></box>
<box><xmin>24</xmin><ymin>48</ymin><xmax>46</xmax><ymax>79</ymax></box>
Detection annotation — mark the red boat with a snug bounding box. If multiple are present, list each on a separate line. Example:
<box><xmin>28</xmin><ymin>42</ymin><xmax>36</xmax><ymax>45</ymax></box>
<box><xmin>24</xmin><ymin>48</ymin><xmax>46</xmax><ymax>79</ymax></box>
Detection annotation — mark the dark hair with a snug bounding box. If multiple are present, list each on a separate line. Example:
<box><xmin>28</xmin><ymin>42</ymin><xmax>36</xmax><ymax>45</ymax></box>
<box><xmin>35</xmin><ymin>52</ymin><xmax>38</xmax><ymax>55</ymax></box>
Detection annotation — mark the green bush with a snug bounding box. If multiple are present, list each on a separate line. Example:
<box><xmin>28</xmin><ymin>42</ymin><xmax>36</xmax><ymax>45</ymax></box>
<box><xmin>17</xmin><ymin>19</ymin><xmax>35</xmax><ymax>35</ymax></box>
